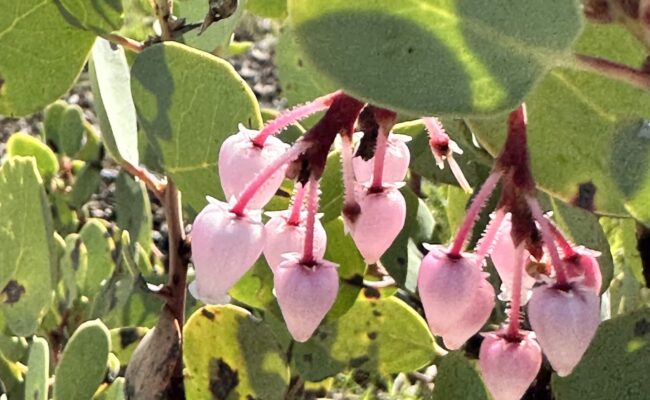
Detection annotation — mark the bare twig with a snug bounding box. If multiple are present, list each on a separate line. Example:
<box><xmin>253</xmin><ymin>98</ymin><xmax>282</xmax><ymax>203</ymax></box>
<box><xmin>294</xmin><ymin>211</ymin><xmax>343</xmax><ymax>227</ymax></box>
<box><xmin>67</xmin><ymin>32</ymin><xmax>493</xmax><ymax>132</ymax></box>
<box><xmin>102</xmin><ymin>33</ymin><xmax>145</xmax><ymax>53</ymax></box>
<box><xmin>152</xmin><ymin>0</ymin><xmax>174</xmax><ymax>40</ymax></box>
<box><xmin>571</xmin><ymin>53</ymin><xmax>650</xmax><ymax>91</ymax></box>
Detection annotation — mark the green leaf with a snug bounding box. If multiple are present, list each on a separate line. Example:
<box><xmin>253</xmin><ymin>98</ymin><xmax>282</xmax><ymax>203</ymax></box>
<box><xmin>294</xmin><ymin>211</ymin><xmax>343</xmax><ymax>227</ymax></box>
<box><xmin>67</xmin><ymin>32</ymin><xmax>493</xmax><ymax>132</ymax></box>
<box><xmin>380</xmin><ymin>187</ymin><xmax>434</xmax><ymax>292</ymax></box>
<box><xmin>552</xmin><ymin>308</ymin><xmax>650</xmax><ymax>399</ymax></box>
<box><xmin>69</xmin><ymin>163</ymin><xmax>102</xmax><ymax>209</ymax></box>
<box><xmin>0</xmin><ymin>1</ymin><xmax>96</xmax><ymax>116</ymax></box>
<box><xmin>287</xmin><ymin>0</ymin><xmax>583</xmax><ymax>116</ymax></box>
<box><xmin>90</xmin><ymin>38</ymin><xmax>139</xmax><ymax>165</ymax></box>
<box><xmin>319</xmin><ymin>150</ymin><xmax>344</xmax><ymax>222</ymax></box>
<box><xmin>96</xmin><ymin>377</ymin><xmax>125</xmax><ymax>400</ymax></box>
<box><xmin>275</xmin><ymin>26</ymin><xmax>333</xmax><ymax>127</ymax></box>
<box><xmin>293</xmin><ymin>295</ymin><xmax>436</xmax><ymax>381</ymax></box>
<box><xmin>59</xmin><ymin>0</ymin><xmax>124</xmax><ymax>34</ymax></box>
<box><xmin>110</xmin><ymin>327</ymin><xmax>149</xmax><ymax>366</ymax></box>
<box><xmin>323</xmin><ymin>217</ymin><xmax>365</xmax><ymax>320</ymax></box>
<box><xmin>601</xmin><ymin>218</ymin><xmax>648</xmax><ymax>316</ymax></box>
<box><xmin>432</xmin><ymin>352</ymin><xmax>490</xmax><ymax>400</ymax></box>
<box><xmin>0</xmin><ymin>157</ymin><xmax>54</xmax><ymax>336</ymax></box>
<box><xmin>43</xmin><ymin>101</ymin><xmax>86</xmax><ymax>157</ymax></box>
<box><xmin>58</xmin><ymin>234</ymin><xmax>87</xmax><ymax>308</ymax></box>
<box><xmin>183</xmin><ymin>305</ymin><xmax>290</xmax><ymax>400</ymax></box>
<box><xmin>550</xmin><ymin>198</ymin><xmax>614</xmax><ymax>294</ymax></box>
<box><xmin>24</xmin><ymin>336</ymin><xmax>49</xmax><ymax>400</ymax></box>
<box><xmin>90</xmin><ymin>231</ymin><xmax>138</xmax><ymax>324</ymax></box>
<box><xmin>176</xmin><ymin>0</ymin><xmax>247</xmax><ymax>53</ymax></box>
<box><xmin>469</xmin><ymin>23</ymin><xmax>650</xmax><ymax>224</ymax></box>
<box><xmin>131</xmin><ymin>42</ymin><xmax>262</xmax><ymax>215</ymax></box>
<box><xmin>6</xmin><ymin>133</ymin><xmax>59</xmax><ymax>180</ymax></box>
<box><xmin>54</xmin><ymin>320</ymin><xmax>111</xmax><ymax>400</ymax></box>
<box><xmin>230</xmin><ymin>258</ymin><xmax>276</xmax><ymax>311</ymax></box>
<box><xmin>51</xmin><ymin>190</ymin><xmax>80</xmax><ymax>235</ymax></box>
<box><xmin>247</xmin><ymin>0</ymin><xmax>287</xmax><ymax>19</ymax></box>
<box><xmin>79</xmin><ymin>219</ymin><xmax>116</xmax><ymax>295</ymax></box>
<box><xmin>115</xmin><ymin>171</ymin><xmax>152</xmax><ymax>253</ymax></box>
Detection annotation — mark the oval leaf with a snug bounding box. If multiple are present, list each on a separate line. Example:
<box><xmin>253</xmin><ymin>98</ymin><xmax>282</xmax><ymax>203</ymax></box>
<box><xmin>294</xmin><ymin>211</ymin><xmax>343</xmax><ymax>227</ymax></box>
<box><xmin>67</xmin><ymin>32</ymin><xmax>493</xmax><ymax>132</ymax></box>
<box><xmin>24</xmin><ymin>336</ymin><xmax>49</xmax><ymax>400</ymax></box>
<box><xmin>293</xmin><ymin>294</ymin><xmax>436</xmax><ymax>381</ymax></box>
<box><xmin>0</xmin><ymin>157</ymin><xmax>54</xmax><ymax>336</ymax></box>
<box><xmin>131</xmin><ymin>42</ymin><xmax>262</xmax><ymax>215</ymax></box>
<box><xmin>0</xmin><ymin>0</ymin><xmax>95</xmax><ymax>116</ymax></box>
<box><xmin>54</xmin><ymin>319</ymin><xmax>111</xmax><ymax>400</ymax></box>
<box><xmin>90</xmin><ymin>38</ymin><xmax>139</xmax><ymax>165</ymax></box>
<box><xmin>183</xmin><ymin>305</ymin><xmax>290</xmax><ymax>400</ymax></box>
<box><xmin>288</xmin><ymin>0</ymin><xmax>583</xmax><ymax>116</ymax></box>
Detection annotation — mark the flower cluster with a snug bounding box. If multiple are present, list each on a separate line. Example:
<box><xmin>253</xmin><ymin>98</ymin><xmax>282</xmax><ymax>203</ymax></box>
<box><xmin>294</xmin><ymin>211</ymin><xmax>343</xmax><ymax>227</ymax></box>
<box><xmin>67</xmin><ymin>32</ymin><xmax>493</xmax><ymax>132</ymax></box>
<box><xmin>416</xmin><ymin>106</ymin><xmax>601</xmax><ymax>400</ymax></box>
<box><xmin>189</xmin><ymin>93</ymin><xmax>602</xmax><ymax>399</ymax></box>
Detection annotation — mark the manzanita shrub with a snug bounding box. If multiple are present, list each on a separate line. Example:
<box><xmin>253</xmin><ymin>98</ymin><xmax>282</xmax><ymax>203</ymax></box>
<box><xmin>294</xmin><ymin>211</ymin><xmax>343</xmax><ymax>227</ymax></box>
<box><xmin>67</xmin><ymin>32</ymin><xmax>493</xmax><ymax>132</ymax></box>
<box><xmin>1</xmin><ymin>0</ymin><xmax>650</xmax><ymax>399</ymax></box>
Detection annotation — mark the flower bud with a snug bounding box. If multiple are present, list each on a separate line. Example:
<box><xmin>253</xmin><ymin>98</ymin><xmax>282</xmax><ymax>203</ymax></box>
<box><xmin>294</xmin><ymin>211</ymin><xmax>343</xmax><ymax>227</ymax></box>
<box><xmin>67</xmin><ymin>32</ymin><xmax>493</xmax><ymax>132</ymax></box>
<box><xmin>218</xmin><ymin>124</ymin><xmax>289</xmax><ymax>209</ymax></box>
<box><xmin>353</xmin><ymin>133</ymin><xmax>411</xmax><ymax>183</ymax></box>
<box><xmin>442</xmin><ymin>276</ymin><xmax>495</xmax><ymax>350</ymax></box>
<box><xmin>491</xmin><ymin>216</ymin><xmax>536</xmax><ymax>302</ymax></box>
<box><xmin>274</xmin><ymin>257</ymin><xmax>339</xmax><ymax>342</ymax></box>
<box><xmin>189</xmin><ymin>200</ymin><xmax>264</xmax><ymax>304</ymax></box>
<box><xmin>417</xmin><ymin>245</ymin><xmax>482</xmax><ymax>336</ymax></box>
<box><xmin>479</xmin><ymin>331</ymin><xmax>542</xmax><ymax>400</ymax></box>
<box><xmin>564</xmin><ymin>246</ymin><xmax>602</xmax><ymax>293</ymax></box>
<box><xmin>348</xmin><ymin>185</ymin><xmax>406</xmax><ymax>264</ymax></box>
<box><xmin>527</xmin><ymin>283</ymin><xmax>600</xmax><ymax>376</ymax></box>
<box><xmin>263</xmin><ymin>211</ymin><xmax>327</xmax><ymax>272</ymax></box>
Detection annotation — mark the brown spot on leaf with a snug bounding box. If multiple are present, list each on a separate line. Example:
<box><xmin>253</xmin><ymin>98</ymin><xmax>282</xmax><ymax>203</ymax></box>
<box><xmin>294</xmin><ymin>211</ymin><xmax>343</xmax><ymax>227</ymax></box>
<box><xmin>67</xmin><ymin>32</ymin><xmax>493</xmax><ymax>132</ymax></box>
<box><xmin>619</xmin><ymin>0</ymin><xmax>640</xmax><ymax>18</ymax></box>
<box><xmin>363</xmin><ymin>287</ymin><xmax>380</xmax><ymax>299</ymax></box>
<box><xmin>209</xmin><ymin>358</ymin><xmax>239</xmax><ymax>400</ymax></box>
<box><xmin>71</xmin><ymin>238</ymin><xmax>82</xmax><ymax>271</ymax></box>
<box><xmin>634</xmin><ymin>318</ymin><xmax>650</xmax><ymax>336</ymax></box>
<box><xmin>372</xmin><ymin>309</ymin><xmax>382</xmax><ymax>317</ymax></box>
<box><xmin>201</xmin><ymin>308</ymin><xmax>216</xmax><ymax>320</ymax></box>
<box><xmin>572</xmin><ymin>182</ymin><xmax>596</xmax><ymax>211</ymax></box>
<box><xmin>2</xmin><ymin>280</ymin><xmax>25</xmax><ymax>304</ymax></box>
<box><xmin>367</xmin><ymin>331</ymin><xmax>378</xmax><ymax>340</ymax></box>
<box><xmin>119</xmin><ymin>327</ymin><xmax>144</xmax><ymax>348</ymax></box>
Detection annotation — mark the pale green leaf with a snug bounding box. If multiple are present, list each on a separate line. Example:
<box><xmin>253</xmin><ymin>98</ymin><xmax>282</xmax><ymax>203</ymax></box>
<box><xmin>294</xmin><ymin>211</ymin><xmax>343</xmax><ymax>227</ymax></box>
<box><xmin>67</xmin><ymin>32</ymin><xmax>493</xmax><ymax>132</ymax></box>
<box><xmin>24</xmin><ymin>336</ymin><xmax>49</xmax><ymax>400</ymax></box>
<box><xmin>59</xmin><ymin>0</ymin><xmax>123</xmax><ymax>34</ymax></box>
<box><xmin>293</xmin><ymin>295</ymin><xmax>436</xmax><ymax>381</ymax></box>
<box><xmin>6</xmin><ymin>133</ymin><xmax>59</xmax><ymax>179</ymax></box>
<box><xmin>90</xmin><ymin>37</ymin><xmax>139</xmax><ymax>165</ymax></box>
<box><xmin>131</xmin><ymin>42</ymin><xmax>262</xmax><ymax>215</ymax></box>
<box><xmin>0</xmin><ymin>1</ymin><xmax>96</xmax><ymax>116</ymax></box>
<box><xmin>54</xmin><ymin>320</ymin><xmax>111</xmax><ymax>400</ymax></box>
<box><xmin>0</xmin><ymin>157</ymin><xmax>54</xmax><ymax>336</ymax></box>
<box><xmin>183</xmin><ymin>305</ymin><xmax>290</xmax><ymax>400</ymax></box>
<box><xmin>288</xmin><ymin>0</ymin><xmax>582</xmax><ymax>116</ymax></box>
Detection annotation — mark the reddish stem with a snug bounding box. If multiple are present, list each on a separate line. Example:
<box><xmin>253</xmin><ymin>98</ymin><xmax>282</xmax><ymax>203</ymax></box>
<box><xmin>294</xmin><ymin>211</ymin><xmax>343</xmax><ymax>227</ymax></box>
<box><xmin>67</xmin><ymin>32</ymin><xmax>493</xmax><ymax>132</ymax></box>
<box><xmin>370</xmin><ymin>125</ymin><xmax>389</xmax><ymax>190</ymax></box>
<box><xmin>572</xmin><ymin>54</ymin><xmax>650</xmax><ymax>92</ymax></box>
<box><xmin>475</xmin><ymin>208</ymin><xmax>507</xmax><ymax>265</ymax></box>
<box><xmin>252</xmin><ymin>91</ymin><xmax>342</xmax><ymax>147</ymax></box>
<box><xmin>506</xmin><ymin>243</ymin><xmax>527</xmax><ymax>338</ymax></box>
<box><xmin>449</xmin><ymin>172</ymin><xmax>502</xmax><ymax>257</ymax></box>
<box><xmin>287</xmin><ymin>182</ymin><xmax>307</xmax><ymax>226</ymax></box>
<box><xmin>301</xmin><ymin>177</ymin><xmax>320</xmax><ymax>265</ymax></box>
<box><xmin>230</xmin><ymin>142</ymin><xmax>308</xmax><ymax>216</ymax></box>
<box><xmin>528</xmin><ymin>198</ymin><xmax>568</xmax><ymax>286</ymax></box>
<box><xmin>547</xmin><ymin>219</ymin><xmax>576</xmax><ymax>257</ymax></box>
<box><xmin>341</xmin><ymin>135</ymin><xmax>358</xmax><ymax>208</ymax></box>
